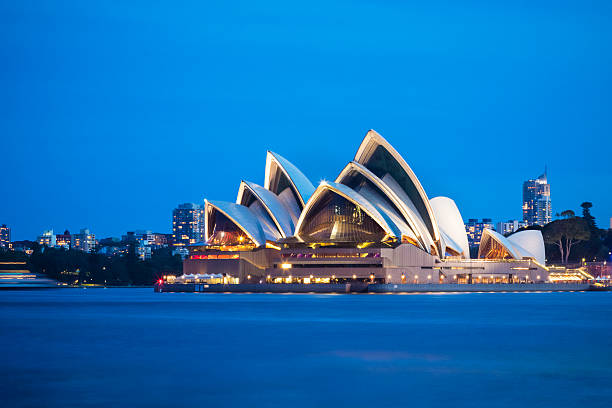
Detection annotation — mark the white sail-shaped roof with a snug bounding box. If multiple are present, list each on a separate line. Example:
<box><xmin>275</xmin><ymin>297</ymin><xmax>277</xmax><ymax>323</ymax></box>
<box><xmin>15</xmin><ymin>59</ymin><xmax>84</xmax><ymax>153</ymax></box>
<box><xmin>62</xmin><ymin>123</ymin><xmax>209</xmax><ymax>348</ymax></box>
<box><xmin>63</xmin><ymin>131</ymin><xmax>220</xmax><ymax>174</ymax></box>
<box><xmin>479</xmin><ymin>228</ymin><xmax>546</xmax><ymax>265</ymax></box>
<box><xmin>439</xmin><ymin>230</ymin><xmax>465</xmax><ymax>257</ymax></box>
<box><xmin>430</xmin><ymin>197</ymin><xmax>470</xmax><ymax>258</ymax></box>
<box><xmin>205</xmin><ymin>200</ymin><xmax>268</xmax><ymax>247</ymax></box>
<box><xmin>507</xmin><ymin>230</ymin><xmax>546</xmax><ymax>265</ymax></box>
<box><xmin>336</xmin><ymin>161</ymin><xmax>426</xmax><ymax>249</ymax></box>
<box><xmin>236</xmin><ymin>181</ymin><xmax>295</xmax><ymax>238</ymax></box>
<box><xmin>295</xmin><ymin>181</ymin><xmax>397</xmax><ymax>241</ymax></box>
<box><xmin>353</xmin><ymin>130</ymin><xmax>442</xmax><ymax>255</ymax></box>
<box><xmin>478</xmin><ymin>229</ymin><xmax>521</xmax><ymax>260</ymax></box>
<box><xmin>264</xmin><ymin>151</ymin><xmax>315</xmax><ymax>208</ymax></box>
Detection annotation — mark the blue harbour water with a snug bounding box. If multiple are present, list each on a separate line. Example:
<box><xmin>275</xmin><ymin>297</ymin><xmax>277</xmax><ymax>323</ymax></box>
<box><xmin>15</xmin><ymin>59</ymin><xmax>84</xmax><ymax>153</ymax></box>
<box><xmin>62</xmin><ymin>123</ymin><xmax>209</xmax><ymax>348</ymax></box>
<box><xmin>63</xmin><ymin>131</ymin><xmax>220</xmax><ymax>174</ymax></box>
<box><xmin>1</xmin><ymin>289</ymin><xmax>611</xmax><ymax>407</ymax></box>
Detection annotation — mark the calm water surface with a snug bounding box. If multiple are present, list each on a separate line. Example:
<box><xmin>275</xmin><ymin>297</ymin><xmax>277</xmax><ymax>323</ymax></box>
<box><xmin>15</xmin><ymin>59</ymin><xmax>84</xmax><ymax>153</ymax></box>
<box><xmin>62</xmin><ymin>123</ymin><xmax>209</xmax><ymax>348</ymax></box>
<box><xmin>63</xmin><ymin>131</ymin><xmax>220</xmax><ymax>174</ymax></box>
<box><xmin>1</xmin><ymin>289</ymin><xmax>611</xmax><ymax>407</ymax></box>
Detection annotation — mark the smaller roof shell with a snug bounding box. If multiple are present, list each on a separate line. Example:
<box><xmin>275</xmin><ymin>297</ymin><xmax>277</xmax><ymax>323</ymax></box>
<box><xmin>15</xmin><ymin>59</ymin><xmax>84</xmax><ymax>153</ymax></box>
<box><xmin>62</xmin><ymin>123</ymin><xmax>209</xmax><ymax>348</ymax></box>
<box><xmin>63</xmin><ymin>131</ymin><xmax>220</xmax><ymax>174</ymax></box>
<box><xmin>264</xmin><ymin>151</ymin><xmax>315</xmax><ymax>208</ymax></box>
<box><xmin>236</xmin><ymin>180</ymin><xmax>295</xmax><ymax>238</ymax></box>
<box><xmin>205</xmin><ymin>200</ymin><xmax>268</xmax><ymax>247</ymax></box>
<box><xmin>507</xmin><ymin>230</ymin><xmax>546</xmax><ymax>265</ymax></box>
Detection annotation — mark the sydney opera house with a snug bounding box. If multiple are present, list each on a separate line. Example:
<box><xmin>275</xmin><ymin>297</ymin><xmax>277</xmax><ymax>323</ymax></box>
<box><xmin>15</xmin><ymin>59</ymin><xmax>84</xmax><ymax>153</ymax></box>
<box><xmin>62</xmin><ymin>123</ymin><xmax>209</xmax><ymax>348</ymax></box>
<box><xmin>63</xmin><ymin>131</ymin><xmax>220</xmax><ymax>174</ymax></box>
<box><xmin>182</xmin><ymin>130</ymin><xmax>549</xmax><ymax>285</ymax></box>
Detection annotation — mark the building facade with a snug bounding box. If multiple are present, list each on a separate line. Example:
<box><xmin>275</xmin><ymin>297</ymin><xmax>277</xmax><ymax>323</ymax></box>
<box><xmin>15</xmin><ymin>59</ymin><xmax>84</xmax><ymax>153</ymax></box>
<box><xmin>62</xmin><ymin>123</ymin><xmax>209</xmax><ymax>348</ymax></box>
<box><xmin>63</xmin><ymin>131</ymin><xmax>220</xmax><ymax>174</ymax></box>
<box><xmin>495</xmin><ymin>220</ymin><xmax>528</xmax><ymax>236</ymax></box>
<box><xmin>38</xmin><ymin>230</ymin><xmax>56</xmax><ymax>247</ymax></box>
<box><xmin>55</xmin><ymin>230</ymin><xmax>72</xmax><ymax>249</ymax></box>
<box><xmin>465</xmin><ymin>218</ymin><xmax>494</xmax><ymax>247</ymax></box>
<box><xmin>178</xmin><ymin>130</ymin><xmax>550</xmax><ymax>285</ymax></box>
<box><xmin>0</xmin><ymin>224</ymin><xmax>10</xmax><ymax>249</ymax></box>
<box><xmin>523</xmin><ymin>170</ymin><xmax>551</xmax><ymax>226</ymax></box>
<box><xmin>71</xmin><ymin>228</ymin><xmax>96</xmax><ymax>252</ymax></box>
<box><xmin>172</xmin><ymin>203</ymin><xmax>205</xmax><ymax>247</ymax></box>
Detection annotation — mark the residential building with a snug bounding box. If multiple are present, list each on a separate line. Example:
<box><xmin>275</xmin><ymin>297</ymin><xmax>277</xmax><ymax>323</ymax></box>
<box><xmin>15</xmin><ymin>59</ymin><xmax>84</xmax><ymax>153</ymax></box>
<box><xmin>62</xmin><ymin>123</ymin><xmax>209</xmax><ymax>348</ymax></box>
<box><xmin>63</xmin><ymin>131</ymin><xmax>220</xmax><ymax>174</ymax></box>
<box><xmin>71</xmin><ymin>228</ymin><xmax>96</xmax><ymax>252</ymax></box>
<box><xmin>465</xmin><ymin>218</ymin><xmax>494</xmax><ymax>247</ymax></box>
<box><xmin>523</xmin><ymin>170</ymin><xmax>551</xmax><ymax>226</ymax></box>
<box><xmin>136</xmin><ymin>241</ymin><xmax>152</xmax><ymax>260</ymax></box>
<box><xmin>152</xmin><ymin>233</ymin><xmax>172</xmax><ymax>247</ymax></box>
<box><xmin>38</xmin><ymin>230</ymin><xmax>56</xmax><ymax>247</ymax></box>
<box><xmin>495</xmin><ymin>220</ymin><xmax>528</xmax><ymax>236</ymax></box>
<box><xmin>0</xmin><ymin>224</ymin><xmax>10</xmax><ymax>249</ymax></box>
<box><xmin>172</xmin><ymin>203</ymin><xmax>205</xmax><ymax>247</ymax></box>
<box><xmin>55</xmin><ymin>230</ymin><xmax>71</xmax><ymax>249</ymax></box>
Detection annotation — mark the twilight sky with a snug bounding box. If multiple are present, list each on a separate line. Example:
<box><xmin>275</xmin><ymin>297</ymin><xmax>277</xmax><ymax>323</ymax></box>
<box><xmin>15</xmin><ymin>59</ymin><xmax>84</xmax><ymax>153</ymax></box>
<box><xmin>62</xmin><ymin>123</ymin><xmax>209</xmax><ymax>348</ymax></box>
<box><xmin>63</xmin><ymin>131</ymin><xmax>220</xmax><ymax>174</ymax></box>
<box><xmin>2</xmin><ymin>1</ymin><xmax>611</xmax><ymax>240</ymax></box>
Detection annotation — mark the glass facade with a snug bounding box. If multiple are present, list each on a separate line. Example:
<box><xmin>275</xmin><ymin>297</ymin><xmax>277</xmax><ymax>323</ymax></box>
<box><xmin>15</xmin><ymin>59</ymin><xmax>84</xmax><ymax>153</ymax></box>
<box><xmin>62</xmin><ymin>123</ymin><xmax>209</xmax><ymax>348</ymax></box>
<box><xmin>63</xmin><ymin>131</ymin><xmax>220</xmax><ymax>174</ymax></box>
<box><xmin>298</xmin><ymin>191</ymin><xmax>386</xmax><ymax>243</ymax></box>
<box><xmin>522</xmin><ymin>171</ymin><xmax>551</xmax><ymax>226</ymax></box>
<box><xmin>478</xmin><ymin>235</ymin><xmax>513</xmax><ymax>260</ymax></box>
<box><xmin>172</xmin><ymin>203</ymin><xmax>205</xmax><ymax>246</ymax></box>
<box><xmin>206</xmin><ymin>208</ymin><xmax>256</xmax><ymax>250</ymax></box>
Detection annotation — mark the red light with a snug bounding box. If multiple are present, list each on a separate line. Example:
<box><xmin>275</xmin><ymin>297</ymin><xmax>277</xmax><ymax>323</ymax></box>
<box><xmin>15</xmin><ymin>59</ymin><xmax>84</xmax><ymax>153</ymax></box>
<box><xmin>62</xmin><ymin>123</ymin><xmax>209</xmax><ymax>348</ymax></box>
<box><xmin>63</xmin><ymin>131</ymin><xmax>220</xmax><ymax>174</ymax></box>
<box><xmin>158</xmin><ymin>279</ymin><xmax>163</xmax><ymax>284</ymax></box>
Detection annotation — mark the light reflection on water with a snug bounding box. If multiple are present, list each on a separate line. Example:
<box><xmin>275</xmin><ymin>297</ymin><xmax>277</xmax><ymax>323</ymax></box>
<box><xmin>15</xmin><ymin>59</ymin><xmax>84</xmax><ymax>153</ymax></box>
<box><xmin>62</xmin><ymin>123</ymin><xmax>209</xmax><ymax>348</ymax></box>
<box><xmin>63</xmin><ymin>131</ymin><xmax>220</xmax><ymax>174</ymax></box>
<box><xmin>1</xmin><ymin>288</ymin><xmax>611</xmax><ymax>407</ymax></box>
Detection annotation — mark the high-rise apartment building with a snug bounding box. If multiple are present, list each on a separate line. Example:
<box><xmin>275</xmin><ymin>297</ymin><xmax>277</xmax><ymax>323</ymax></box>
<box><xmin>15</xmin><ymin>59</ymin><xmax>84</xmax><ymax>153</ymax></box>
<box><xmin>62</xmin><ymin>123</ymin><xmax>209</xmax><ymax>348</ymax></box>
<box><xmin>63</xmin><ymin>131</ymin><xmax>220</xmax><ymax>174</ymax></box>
<box><xmin>523</xmin><ymin>170</ymin><xmax>551</xmax><ymax>226</ymax></box>
<box><xmin>0</xmin><ymin>224</ymin><xmax>10</xmax><ymax>249</ymax></box>
<box><xmin>465</xmin><ymin>218</ymin><xmax>494</xmax><ymax>247</ymax></box>
<box><xmin>495</xmin><ymin>220</ymin><xmax>528</xmax><ymax>236</ymax></box>
<box><xmin>172</xmin><ymin>203</ymin><xmax>205</xmax><ymax>247</ymax></box>
<box><xmin>71</xmin><ymin>228</ymin><xmax>96</xmax><ymax>252</ymax></box>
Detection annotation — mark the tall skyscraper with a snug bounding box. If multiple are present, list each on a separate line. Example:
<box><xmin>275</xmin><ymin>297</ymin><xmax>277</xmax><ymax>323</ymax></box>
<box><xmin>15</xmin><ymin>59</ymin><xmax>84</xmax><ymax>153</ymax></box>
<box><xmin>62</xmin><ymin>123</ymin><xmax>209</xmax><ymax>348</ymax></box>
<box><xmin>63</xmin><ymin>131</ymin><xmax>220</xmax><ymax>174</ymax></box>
<box><xmin>0</xmin><ymin>224</ymin><xmax>10</xmax><ymax>249</ymax></box>
<box><xmin>522</xmin><ymin>169</ymin><xmax>551</xmax><ymax>226</ymax></box>
<box><xmin>465</xmin><ymin>218</ymin><xmax>494</xmax><ymax>247</ymax></box>
<box><xmin>172</xmin><ymin>203</ymin><xmax>205</xmax><ymax>247</ymax></box>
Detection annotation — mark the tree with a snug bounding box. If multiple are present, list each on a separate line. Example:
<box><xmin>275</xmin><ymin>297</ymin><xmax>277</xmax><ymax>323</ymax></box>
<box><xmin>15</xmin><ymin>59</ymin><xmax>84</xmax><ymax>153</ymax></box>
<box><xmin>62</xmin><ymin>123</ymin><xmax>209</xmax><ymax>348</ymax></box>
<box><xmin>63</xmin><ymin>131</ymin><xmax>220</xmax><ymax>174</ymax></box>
<box><xmin>560</xmin><ymin>210</ymin><xmax>575</xmax><ymax>219</ymax></box>
<box><xmin>581</xmin><ymin>202</ymin><xmax>596</xmax><ymax>229</ymax></box>
<box><xmin>543</xmin><ymin>218</ymin><xmax>590</xmax><ymax>264</ymax></box>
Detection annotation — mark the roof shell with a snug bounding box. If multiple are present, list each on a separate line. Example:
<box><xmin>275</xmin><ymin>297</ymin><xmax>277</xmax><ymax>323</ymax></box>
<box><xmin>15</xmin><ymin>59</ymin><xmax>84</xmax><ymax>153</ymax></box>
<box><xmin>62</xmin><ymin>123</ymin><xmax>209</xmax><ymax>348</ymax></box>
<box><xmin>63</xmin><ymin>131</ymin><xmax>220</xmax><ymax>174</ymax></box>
<box><xmin>430</xmin><ymin>196</ymin><xmax>470</xmax><ymax>258</ymax></box>
<box><xmin>507</xmin><ymin>230</ymin><xmax>546</xmax><ymax>265</ymax></box>
<box><xmin>353</xmin><ymin>129</ymin><xmax>442</xmax><ymax>254</ymax></box>
<box><xmin>264</xmin><ymin>151</ymin><xmax>315</xmax><ymax>208</ymax></box>
<box><xmin>336</xmin><ymin>161</ymin><xmax>428</xmax><ymax>250</ymax></box>
<box><xmin>294</xmin><ymin>180</ymin><xmax>397</xmax><ymax>240</ymax></box>
<box><xmin>236</xmin><ymin>180</ymin><xmax>295</xmax><ymax>238</ymax></box>
<box><xmin>204</xmin><ymin>200</ymin><xmax>268</xmax><ymax>247</ymax></box>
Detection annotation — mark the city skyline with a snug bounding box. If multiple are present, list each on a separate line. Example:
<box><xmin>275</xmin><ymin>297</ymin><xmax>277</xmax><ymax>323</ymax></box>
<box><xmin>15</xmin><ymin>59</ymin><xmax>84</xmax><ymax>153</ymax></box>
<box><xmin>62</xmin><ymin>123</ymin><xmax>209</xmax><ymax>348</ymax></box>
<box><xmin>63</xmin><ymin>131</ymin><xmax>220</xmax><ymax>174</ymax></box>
<box><xmin>2</xmin><ymin>1</ymin><xmax>611</xmax><ymax>240</ymax></box>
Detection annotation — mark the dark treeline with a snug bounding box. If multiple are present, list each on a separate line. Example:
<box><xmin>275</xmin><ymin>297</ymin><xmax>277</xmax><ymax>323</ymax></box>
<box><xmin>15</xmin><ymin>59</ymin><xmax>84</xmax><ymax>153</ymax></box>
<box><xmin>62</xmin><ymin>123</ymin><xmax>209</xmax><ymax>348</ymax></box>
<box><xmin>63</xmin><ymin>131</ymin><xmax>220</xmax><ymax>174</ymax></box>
<box><xmin>1</xmin><ymin>243</ymin><xmax>182</xmax><ymax>285</ymax></box>
<box><xmin>518</xmin><ymin>202</ymin><xmax>612</xmax><ymax>264</ymax></box>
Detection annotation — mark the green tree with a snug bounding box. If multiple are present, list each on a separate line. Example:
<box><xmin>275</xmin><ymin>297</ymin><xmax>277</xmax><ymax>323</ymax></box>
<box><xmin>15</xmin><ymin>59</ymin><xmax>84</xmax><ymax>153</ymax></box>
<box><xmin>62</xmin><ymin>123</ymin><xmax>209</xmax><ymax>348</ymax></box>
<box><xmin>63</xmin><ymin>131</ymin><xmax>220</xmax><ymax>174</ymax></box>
<box><xmin>543</xmin><ymin>218</ymin><xmax>590</xmax><ymax>264</ymax></box>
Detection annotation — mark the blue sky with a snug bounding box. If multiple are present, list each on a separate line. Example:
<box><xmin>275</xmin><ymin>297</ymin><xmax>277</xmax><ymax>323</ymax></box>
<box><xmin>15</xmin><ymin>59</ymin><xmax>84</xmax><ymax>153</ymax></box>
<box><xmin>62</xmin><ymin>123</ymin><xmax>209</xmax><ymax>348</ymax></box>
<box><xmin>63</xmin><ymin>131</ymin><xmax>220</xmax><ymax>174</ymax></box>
<box><xmin>2</xmin><ymin>1</ymin><xmax>611</xmax><ymax>240</ymax></box>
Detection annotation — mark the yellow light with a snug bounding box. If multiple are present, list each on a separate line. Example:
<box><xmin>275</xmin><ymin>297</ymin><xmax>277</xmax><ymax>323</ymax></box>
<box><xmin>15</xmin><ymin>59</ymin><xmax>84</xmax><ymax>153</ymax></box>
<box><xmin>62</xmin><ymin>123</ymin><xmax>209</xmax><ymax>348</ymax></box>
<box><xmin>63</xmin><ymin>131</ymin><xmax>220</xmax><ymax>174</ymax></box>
<box><xmin>427</xmin><ymin>275</ymin><xmax>431</xmax><ymax>279</ymax></box>
<box><xmin>266</xmin><ymin>242</ymin><xmax>281</xmax><ymax>250</ymax></box>
<box><xmin>281</xmin><ymin>263</ymin><xmax>292</xmax><ymax>269</ymax></box>
<box><xmin>352</xmin><ymin>274</ymin><xmax>356</xmax><ymax>279</ymax></box>
<box><xmin>247</xmin><ymin>275</ymin><xmax>251</xmax><ymax>279</ymax></box>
